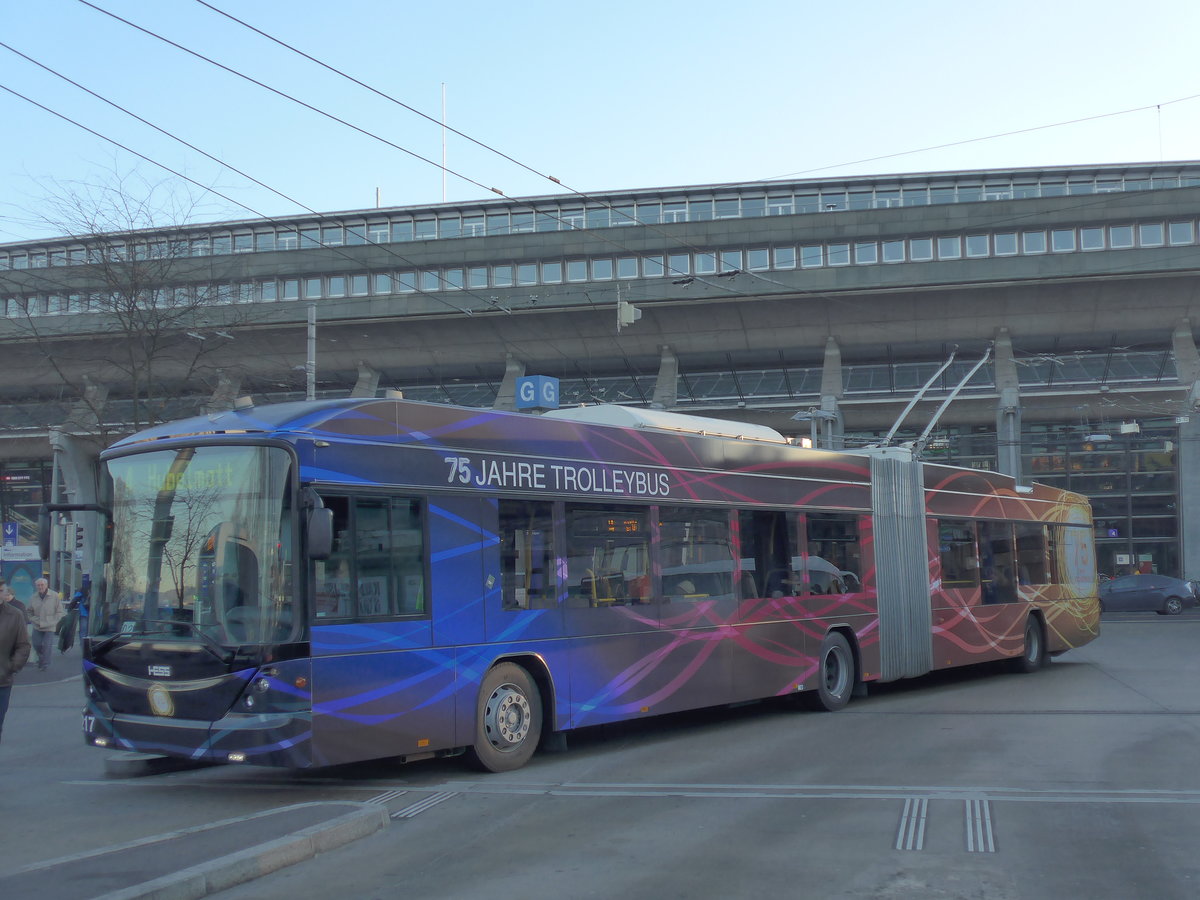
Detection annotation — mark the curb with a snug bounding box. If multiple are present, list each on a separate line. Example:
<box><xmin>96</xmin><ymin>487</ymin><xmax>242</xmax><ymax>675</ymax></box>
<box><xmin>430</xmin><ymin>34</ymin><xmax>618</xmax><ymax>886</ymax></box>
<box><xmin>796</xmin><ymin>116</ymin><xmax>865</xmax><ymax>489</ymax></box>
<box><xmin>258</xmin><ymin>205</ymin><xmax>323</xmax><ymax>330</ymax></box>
<box><xmin>22</xmin><ymin>802</ymin><xmax>389</xmax><ymax>900</ymax></box>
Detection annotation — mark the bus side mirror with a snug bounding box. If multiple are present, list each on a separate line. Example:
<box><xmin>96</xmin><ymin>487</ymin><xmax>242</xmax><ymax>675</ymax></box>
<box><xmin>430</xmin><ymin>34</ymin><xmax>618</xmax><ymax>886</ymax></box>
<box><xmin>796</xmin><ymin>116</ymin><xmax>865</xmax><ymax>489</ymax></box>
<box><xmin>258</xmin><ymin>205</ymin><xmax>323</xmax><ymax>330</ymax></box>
<box><xmin>307</xmin><ymin>507</ymin><xmax>333</xmax><ymax>560</ymax></box>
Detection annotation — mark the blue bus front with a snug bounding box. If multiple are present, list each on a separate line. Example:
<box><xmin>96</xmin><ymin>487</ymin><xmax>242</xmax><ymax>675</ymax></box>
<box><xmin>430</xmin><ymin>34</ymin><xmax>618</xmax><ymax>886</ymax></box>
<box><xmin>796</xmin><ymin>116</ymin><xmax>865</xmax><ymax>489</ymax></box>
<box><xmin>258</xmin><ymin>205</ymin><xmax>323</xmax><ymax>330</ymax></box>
<box><xmin>83</xmin><ymin>443</ymin><xmax>316</xmax><ymax>767</ymax></box>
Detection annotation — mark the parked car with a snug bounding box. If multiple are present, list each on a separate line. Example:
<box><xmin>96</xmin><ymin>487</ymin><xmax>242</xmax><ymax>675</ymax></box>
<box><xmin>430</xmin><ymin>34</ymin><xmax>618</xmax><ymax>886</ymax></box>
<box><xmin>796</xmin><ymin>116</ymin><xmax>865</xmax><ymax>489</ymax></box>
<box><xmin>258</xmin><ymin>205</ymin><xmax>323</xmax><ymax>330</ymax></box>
<box><xmin>1099</xmin><ymin>574</ymin><xmax>1197</xmax><ymax>615</ymax></box>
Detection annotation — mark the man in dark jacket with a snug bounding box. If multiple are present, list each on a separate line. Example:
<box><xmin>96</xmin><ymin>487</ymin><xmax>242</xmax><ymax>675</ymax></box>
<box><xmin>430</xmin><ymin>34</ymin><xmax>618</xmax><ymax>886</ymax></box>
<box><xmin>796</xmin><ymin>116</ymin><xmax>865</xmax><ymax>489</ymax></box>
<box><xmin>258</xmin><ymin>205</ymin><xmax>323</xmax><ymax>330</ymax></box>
<box><xmin>0</xmin><ymin>581</ymin><xmax>32</xmax><ymax>744</ymax></box>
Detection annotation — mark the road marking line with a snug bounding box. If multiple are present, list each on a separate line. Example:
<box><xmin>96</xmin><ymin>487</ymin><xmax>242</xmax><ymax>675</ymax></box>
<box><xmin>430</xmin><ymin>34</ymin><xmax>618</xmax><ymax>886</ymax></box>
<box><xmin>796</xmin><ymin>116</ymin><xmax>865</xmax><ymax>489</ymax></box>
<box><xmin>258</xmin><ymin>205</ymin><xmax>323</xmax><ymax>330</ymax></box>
<box><xmin>895</xmin><ymin>797</ymin><xmax>928</xmax><ymax>850</ymax></box>
<box><xmin>367</xmin><ymin>790</ymin><xmax>408</xmax><ymax>805</ymax></box>
<box><xmin>392</xmin><ymin>791</ymin><xmax>457</xmax><ymax>819</ymax></box>
<box><xmin>965</xmin><ymin>798</ymin><xmax>996</xmax><ymax>852</ymax></box>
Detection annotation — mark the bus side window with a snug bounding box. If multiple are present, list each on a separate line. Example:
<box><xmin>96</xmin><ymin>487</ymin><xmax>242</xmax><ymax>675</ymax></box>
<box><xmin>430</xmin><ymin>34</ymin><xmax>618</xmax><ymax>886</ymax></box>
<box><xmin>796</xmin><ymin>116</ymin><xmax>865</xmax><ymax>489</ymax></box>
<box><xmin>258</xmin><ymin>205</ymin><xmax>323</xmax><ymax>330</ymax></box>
<box><xmin>659</xmin><ymin>506</ymin><xmax>735</xmax><ymax>602</ymax></box>
<box><xmin>312</xmin><ymin>495</ymin><xmax>426</xmax><ymax>620</ymax></box>
<box><xmin>738</xmin><ymin>510</ymin><xmax>798</xmax><ymax>598</ymax></box>
<box><xmin>564</xmin><ymin>503</ymin><xmax>649</xmax><ymax>607</ymax></box>
<box><xmin>803</xmin><ymin>513</ymin><xmax>862</xmax><ymax>594</ymax></box>
<box><xmin>315</xmin><ymin>496</ymin><xmax>352</xmax><ymax>619</ymax></box>
<box><xmin>499</xmin><ymin>500</ymin><xmax>556</xmax><ymax>610</ymax></box>
<box><xmin>1015</xmin><ymin>522</ymin><xmax>1049</xmax><ymax>585</ymax></box>
<box><xmin>938</xmin><ymin>519</ymin><xmax>979</xmax><ymax>589</ymax></box>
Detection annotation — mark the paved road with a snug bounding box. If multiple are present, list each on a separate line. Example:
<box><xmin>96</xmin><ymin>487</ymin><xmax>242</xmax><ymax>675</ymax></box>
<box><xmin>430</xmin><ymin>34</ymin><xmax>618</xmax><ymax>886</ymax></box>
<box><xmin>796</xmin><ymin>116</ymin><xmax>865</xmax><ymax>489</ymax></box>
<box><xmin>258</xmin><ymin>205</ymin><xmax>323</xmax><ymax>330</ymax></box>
<box><xmin>3</xmin><ymin>615</ymin><xmax>1200</xmax><ymax>899</ymax></box>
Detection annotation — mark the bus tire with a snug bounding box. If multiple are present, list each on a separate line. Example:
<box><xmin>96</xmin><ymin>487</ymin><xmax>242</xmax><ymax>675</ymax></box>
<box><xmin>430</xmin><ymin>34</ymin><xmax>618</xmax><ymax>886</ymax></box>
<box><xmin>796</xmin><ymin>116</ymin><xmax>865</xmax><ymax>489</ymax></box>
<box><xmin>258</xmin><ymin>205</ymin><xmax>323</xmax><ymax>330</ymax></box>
<box><xmin>804</xmin><ymin>632</ymin><xmax>854</xmax><ymax>712</ymax></box>
<box><xmin>466</xmin><ymin>662</ymin><xmax>543</xmax><ymax>773</ymax></box>
<box><xmin>1011</xmin><ymin>616</ymin><xmax>1046</xmax><ymax>674</ymax></box>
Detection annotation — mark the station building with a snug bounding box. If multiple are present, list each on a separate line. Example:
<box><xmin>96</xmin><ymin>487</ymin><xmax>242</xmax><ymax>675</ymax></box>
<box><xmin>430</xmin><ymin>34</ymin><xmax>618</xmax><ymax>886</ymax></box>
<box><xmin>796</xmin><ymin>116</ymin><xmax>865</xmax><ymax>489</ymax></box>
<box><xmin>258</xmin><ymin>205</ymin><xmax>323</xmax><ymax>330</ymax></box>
<box><xmin>2</xmin><ymin>160</ymin><xmax>1199</xmax><ymax>578</ymax></box>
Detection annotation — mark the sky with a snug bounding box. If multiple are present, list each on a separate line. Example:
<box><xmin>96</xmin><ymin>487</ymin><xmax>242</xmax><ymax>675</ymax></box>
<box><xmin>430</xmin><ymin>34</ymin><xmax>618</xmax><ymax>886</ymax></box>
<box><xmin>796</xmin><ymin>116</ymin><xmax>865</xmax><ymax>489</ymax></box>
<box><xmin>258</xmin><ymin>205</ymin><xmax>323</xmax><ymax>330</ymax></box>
<box><xmin>2</xmin><ymin>0</ymin><xmax>1199</xmax><ymax>242</ymax></box>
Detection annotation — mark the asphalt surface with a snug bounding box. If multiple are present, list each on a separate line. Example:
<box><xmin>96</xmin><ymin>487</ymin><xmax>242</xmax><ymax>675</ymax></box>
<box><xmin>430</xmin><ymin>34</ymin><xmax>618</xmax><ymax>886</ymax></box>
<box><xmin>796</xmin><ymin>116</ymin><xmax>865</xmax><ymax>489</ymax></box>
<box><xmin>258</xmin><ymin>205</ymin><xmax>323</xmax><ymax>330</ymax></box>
<box><xmin>5</xmin><ymin>608</ymin><xmax>1195</xmax><ymax>898</ymax></box>
<box><xmin>1</xmin><ymin>637</ymin><xmax>389</xmax><ymax>900</ymax></box>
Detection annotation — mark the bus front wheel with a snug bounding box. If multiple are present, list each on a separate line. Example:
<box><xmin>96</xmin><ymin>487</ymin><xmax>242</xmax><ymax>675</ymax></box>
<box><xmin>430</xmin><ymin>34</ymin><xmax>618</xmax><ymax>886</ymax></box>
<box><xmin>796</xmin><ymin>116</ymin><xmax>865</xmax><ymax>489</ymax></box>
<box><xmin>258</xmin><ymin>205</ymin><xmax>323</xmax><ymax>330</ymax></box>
<box><xmin>804</xmin><ymin>632</ymin><xmax>854</xmax><ymax>712</ymax></box>
<box><xmin>466</xmin><ymin>662</ymin><xmax>543</xmax><ymax>773</ymax></box>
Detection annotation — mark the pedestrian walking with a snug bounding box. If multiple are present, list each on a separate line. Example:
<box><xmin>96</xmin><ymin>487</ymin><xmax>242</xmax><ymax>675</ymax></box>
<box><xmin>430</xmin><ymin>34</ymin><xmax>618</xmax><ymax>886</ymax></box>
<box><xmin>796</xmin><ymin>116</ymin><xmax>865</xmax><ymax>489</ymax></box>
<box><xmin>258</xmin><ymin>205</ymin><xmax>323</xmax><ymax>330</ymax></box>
<box><xmin>0</xmin><ymin>580</ymin><xmax>32</xmax><ymax>743</ymax></box>
<box><xmin>29</xmin><ymin>578</ymin><xmax>65</xmax><ymax>671</ymax></box>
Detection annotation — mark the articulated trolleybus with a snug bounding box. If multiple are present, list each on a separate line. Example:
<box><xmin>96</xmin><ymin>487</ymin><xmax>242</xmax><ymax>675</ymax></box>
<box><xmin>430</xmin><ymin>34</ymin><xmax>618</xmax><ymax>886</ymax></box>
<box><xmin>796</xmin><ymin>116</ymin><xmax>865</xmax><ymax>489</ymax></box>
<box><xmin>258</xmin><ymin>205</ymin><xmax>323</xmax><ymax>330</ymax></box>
<box><xmin>65</xmin><ymin>397</ymin><xmax>1099</xmax><ymax>772</ymax></box>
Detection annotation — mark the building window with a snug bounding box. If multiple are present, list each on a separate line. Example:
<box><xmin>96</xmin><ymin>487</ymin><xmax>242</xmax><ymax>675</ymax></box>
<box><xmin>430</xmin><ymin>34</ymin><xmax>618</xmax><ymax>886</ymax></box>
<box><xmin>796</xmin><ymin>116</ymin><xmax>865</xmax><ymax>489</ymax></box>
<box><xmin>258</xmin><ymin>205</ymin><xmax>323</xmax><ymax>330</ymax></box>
<box><xmin>965</xmin><ymin>234</ymin><xmax>989</xmax><ymax>257</ymax></box>
<box><xmin>1109</xmin><ymin>225</ymin><xmax>1134</xmax><ymax>249</ymax></box>
<box><xmin>694</xmin><ymin>253</ymin><xmax>717</xmax><ymax>275</ymax></box>
<box><xmin>1080</xmin><ymin>227</ymin><xmax>1105</xmax><ymax>251</ymax></box>
<box><xmin>642</xmin><ymin>256</ymin><xmax>664</xmax><ymax>277</ymax></box>
<box><xmin>616</xmin><ymin>257</ymin><xmax>638</xmax><ymax>279</ymax></box>
<box><xmin>389</xmin><ymin>220</ymin><xmax>412</xmax><ymax>243</ymax></box>
<box><xmin>591</xmin><ymin>259</ymin><xmax>614</xmax><ymax>280</ymax></box>
<box><xmin>351</xmin><ymin>275</ymin><xmax>369</xmax><ymax>296</ymax></box>
<box><xmin>373</xmin><ymin>273</ymin><xmax>393</xmax><ymax>294</ymax></box>
<box><xmin>827</xmin><ymin>244</ymin><xmax>850</xmax><ymax>266</ymax></box>
<box><xmin>469</xmin><ymin>267</ymin><xmax>488</xmax><ymax>289</ymax></box>
<box><xmin>493</xmin><ymin>265</ymin><xmax>514</xmax><ymax>287</ymax></box>
<box><xmin>420</xmin><ymin>271</ymin><xmax>440</xmax><ymax>291</ymax></box>
<box><xmin>517</xmin><ymin>263</ymin><xmax>538</xmax><ymax>285</ymax></box>
<box><xmin>881</xmin><ymin>240</ymin><xmax>905</xmax><ymax>263</ymax></box>
<box><xmin>768</xmin><ymin>196</ymin><xmax>793</xmax><ymax>216</ymax></box>
<box><xmin>746</xmin><ymin>249</ymin><xmax>770</xmax><ymax>271</ymax></box>
<box><xmin>910</xmin><ymin>238</ymin><xmax>933</xmax><ymax>261</ymax></box>
<box><xmin>854</xmin><ymin>242</ymin><xmax>878</xmax><ymax>264</ymax></box>
<box><xmin>937</xmin><ymin>236</ymin><xmax>961</xmax><ymax>259</ymax></box>
<box><xmin>800</xmin><ymin>245</ymin><xmax>823</xmax><ymax>268</ymax></box>
<box><xmin>994</xmin><ymin>233</ymin><xmax>1018</xmax><ymax>256</ymax></box>
<box><xmin>720</xmin><ymin>250</ymin><xmax>743</xmax><ymax>271</ymax></box>
<box><xmin>1168</xmin><ymin>221</ymin><xmax>1195</xmax><ymax>245</ymax></box>
<box><xmin>1051</xmin><ymin>229</ymin><xmax>1076</xmax><ymax>252</ymax></box>
<box><xmin>567</xmin><ymin>260</ymin><xmax>587</xmax><ymax>282</ymax></box>
<box><xmin>282</xmin><ymin>279</ymin><xmax>299</xmax><ymax>301</ymax></box>
<box><xmin>542</xmin><ymin>261</ymin><xmax>564</xmax><ymax>283</ymax></box>
<box><xmin>1139</xmin><ymin>223</ymin><xmax>1164</xmax><ymax>246</ymax></box>
<box><xmin>667</xmin><ymin>253</ymin><xmax>690</xmax><ymax>276</ymax></box>
<box><xmin>327</xmin><ymin>276</ymin><xmax>346</xmax><ymax>298</ymax></box>
<box><xmin>304</xmin><ymin>278</ymin><xmax>323</xmax><ymax>299</ymax></box>
<box><xmin>1022</xmin><ymin>231</ymin><xmax>1047</xmax><ymax>254</ymax></box>
<box><xmin>773</xmin><ymin>247</ymin><xmax>796</xmax><ymax>269</ymax></box>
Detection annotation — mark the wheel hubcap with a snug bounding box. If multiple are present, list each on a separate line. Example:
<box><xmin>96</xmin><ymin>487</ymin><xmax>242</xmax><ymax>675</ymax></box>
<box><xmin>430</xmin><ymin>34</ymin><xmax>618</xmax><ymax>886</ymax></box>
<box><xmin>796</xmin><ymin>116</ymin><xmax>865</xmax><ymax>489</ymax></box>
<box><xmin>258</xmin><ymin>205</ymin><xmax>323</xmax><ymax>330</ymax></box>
<box><xmin>484</xmin><ymin>684</ymin><xmax>530</xmax><ymax>750</ymax></box>
<box><xmin>824</xmin><ymin>649</ymin><xmax>848</xmax><ymax>696</ymax></box>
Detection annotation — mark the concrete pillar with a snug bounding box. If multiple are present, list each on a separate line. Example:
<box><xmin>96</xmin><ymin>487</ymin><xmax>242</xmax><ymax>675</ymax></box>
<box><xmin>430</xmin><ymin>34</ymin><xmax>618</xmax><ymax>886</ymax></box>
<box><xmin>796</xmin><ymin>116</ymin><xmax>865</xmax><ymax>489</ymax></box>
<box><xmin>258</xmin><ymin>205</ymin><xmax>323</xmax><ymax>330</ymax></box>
<box><xmin>994</xmin><ymin>328</ymin><xmax>1022</xmax><ymax>480</ymax></box>
<box><xmin>63</xmin><ymin>376</ymin><xmax>108</xmax><ymax>433</ymax></box>
<box><xmin>492</xmin><ymin>354</ymin><xmax>526</xmax><ymax>411</ymax></box>
<box><xmin>818</xmin><ymin>336</ymin><xmax>844</xmax><ymax>449</ymax></box>
<box><xmin>651</xmin><ymin>345</ymin><xmax>678</xmax><ymax>409</ymax></box>
<box><xmin>351</xmin><ymin>361</ymin><xmax>381</xmax><ymax>398</ymax></box>
<box><xmin>1172</xmin><ymin>320</ymin><xmax>1200</xmax><ymax>579</ymax></box>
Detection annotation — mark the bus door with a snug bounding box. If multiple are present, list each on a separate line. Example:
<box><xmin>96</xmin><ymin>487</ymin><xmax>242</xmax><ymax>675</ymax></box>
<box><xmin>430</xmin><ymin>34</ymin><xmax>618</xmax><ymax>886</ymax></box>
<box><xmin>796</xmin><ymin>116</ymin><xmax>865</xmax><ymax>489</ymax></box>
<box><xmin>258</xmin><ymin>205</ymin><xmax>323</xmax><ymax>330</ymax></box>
<box><xmin>560</xmin><ymin>501</ymin><xmax>662</xmax><ymax>728</ymax></box>
<box><xmin>652</xmin><ymin>505</ymin><xmax>739</xmax><ymax>715</ymax></box>
<box><xmin>309</xmin><ymin>493</ymin><xmax>454</xmax><ymax>766</ymax></box>
<box><xmin>731</xmin><ymin>509</ymin><xmax>809</xmax><ymax>702</ymax></box>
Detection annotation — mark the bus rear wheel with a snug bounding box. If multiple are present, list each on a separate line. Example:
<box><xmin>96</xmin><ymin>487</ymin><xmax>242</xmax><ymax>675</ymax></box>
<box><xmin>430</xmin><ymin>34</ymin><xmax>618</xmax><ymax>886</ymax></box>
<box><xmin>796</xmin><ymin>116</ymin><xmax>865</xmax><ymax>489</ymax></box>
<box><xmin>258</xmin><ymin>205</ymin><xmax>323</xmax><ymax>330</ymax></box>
<box><xmin>804</xmin><ymin>632</ymin><xmax>854</xmax><ymax>711</ymax></box>
<box><xmin>466</xmin><ymin>662</ymin><xmax>543</xmax><ymax>773</ymax></box>
<box><xmin>1010</xmin><ymin>616</ymin><xmax>1047</xmax><ymax>673</ymax></box>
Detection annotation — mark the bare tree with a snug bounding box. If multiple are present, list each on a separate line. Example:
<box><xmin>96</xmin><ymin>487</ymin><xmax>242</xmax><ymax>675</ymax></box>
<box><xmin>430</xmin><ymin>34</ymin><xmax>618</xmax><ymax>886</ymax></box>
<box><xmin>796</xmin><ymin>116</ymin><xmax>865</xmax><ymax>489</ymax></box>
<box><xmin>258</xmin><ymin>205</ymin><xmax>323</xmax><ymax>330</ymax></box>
<box><xmin>3</xmin><ymin>164</ymin><xmax>253</xmax><ymax>438</ymax></box>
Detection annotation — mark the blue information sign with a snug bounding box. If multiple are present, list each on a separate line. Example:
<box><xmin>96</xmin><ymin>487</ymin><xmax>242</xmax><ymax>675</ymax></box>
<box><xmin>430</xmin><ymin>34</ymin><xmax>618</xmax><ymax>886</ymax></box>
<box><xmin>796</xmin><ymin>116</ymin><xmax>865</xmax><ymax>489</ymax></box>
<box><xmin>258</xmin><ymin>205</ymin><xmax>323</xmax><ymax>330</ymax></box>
<box><xmin>2</xmin><ymin>522</ymin><xmax>17</xmax><ymax>547</ymax></box>
<box><xmin>516</xmin><ymin>376</ymin><xmax>560</xmax><ymax>410</ymax></box>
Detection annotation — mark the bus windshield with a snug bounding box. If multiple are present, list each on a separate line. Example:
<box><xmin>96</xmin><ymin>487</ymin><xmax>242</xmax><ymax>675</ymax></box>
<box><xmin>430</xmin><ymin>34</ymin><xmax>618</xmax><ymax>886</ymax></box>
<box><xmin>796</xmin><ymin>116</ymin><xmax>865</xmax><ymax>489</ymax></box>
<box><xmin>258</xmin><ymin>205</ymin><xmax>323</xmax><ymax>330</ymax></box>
<box><xmin>93</xmin><ymin>445</ymin><xmax>299</xmax><ymax>646</ymax></box>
